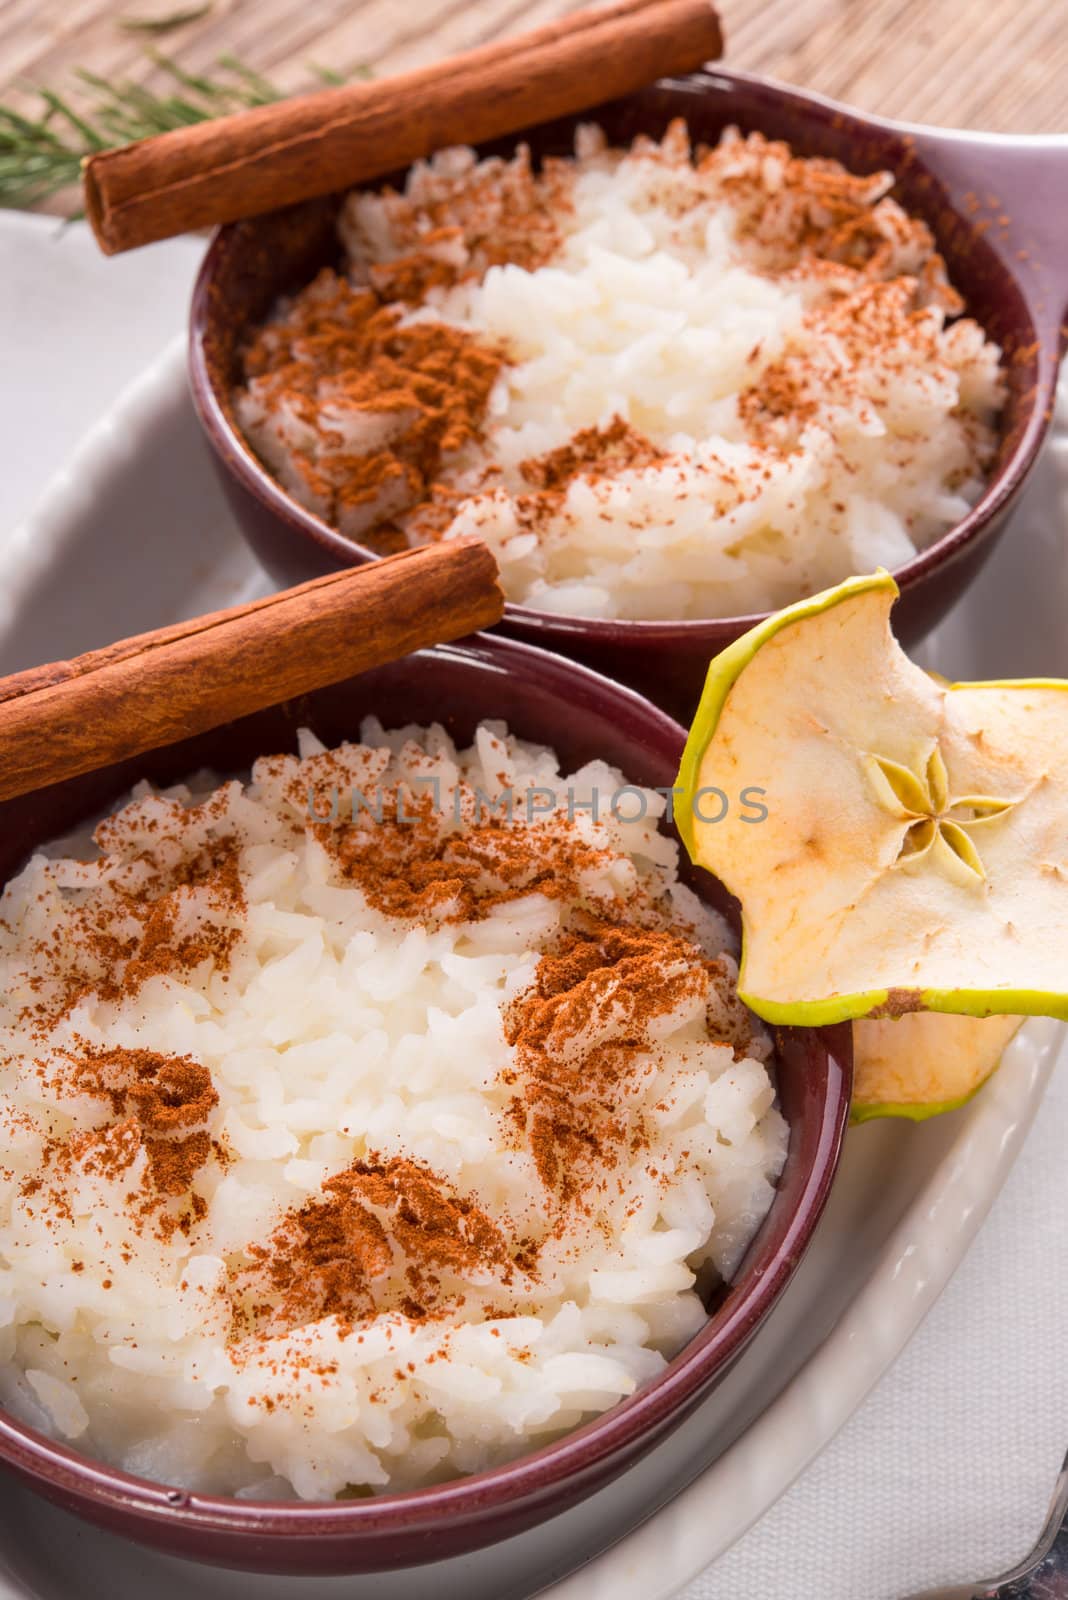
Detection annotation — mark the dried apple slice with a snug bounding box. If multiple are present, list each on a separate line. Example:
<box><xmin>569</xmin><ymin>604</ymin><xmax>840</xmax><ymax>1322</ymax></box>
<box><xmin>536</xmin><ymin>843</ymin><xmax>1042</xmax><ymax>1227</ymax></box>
<box><xmin>852</xmin><ymin>1013</ymin><xmax>1023</xmax><ymax>1123</ymax></box>
<box><xmin>676</xmin><ymin>570</ymin><xmax>1068</xmax><ymax>1026</ymax></box>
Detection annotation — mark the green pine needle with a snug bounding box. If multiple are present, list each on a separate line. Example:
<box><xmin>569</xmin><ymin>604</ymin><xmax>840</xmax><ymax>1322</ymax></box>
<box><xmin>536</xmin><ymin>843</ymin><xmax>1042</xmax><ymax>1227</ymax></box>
<box><xmin>119</xmin><ymin>4</ymin><xmax>215</xmax><ymax>35</ymax></box>
<box><xmin>0</xmin><ymin>53</ymin><xmax>359</xmax><ymax>213</ymax></box>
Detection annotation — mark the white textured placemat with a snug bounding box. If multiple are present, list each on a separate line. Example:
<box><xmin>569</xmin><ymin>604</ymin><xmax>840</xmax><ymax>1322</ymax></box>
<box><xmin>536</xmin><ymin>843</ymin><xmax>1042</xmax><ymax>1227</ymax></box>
<box><xmin>687</xmin><ymin>1075</ymin><xmax>1068</xmax><ymax>1598</ymax></box>
<box><xmin>3</xmin><ymin>213</ymin><xmax>1067</xmax><ymax>1600</ymax></box>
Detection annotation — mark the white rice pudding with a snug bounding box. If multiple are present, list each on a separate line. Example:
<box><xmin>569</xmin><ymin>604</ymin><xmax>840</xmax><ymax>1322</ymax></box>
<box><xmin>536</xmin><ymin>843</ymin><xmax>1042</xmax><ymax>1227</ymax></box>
<box><xmin>236</xmin><ymin>120</ymin><xmax>1004</xmax><ymax>621</ymax></box>
<box><xmin>0</xmin><ymin>722</ymin><xmax>785</xmax><ymax>1500</ymax></box>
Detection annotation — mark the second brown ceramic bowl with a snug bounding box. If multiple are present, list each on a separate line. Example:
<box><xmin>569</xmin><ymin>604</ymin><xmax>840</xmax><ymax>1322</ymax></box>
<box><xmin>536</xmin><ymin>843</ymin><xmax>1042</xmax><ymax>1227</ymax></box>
<box><xmin>0</xmin><ymin>636</ymin><xmax>851</xmax><ymax>1574</ymax></box>
<box><xmin>190</xmin><ymin>70</ymin><xmax>1068</xmax><ymax>720</ymax></box>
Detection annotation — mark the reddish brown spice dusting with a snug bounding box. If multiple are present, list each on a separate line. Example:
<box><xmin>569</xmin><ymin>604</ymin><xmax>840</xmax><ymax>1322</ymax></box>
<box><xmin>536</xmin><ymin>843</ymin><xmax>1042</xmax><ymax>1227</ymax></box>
<box><xmin>738</xmin><ymin>278</ymin><xmax>963</xmax><ymax>450</ymax></box>
<box><xmin>66</xmin><ymin>1046</ymin><xmax>218</xmax><ymax>1132</ymax></box>
<box><xmin>239</xmin><ymin>269</ymin><xmax>504</xmax><ymax>546</ymax></box>
<box><xmin>236</xmin><ymin>1156</ymin><xmax>517</xmax><ymax>1334</ymax></box>
<box><xmin>502</xmin><ymin>922</ymin><xmax>714</xmax><ymax>1205</ymax></box>
<box><xmin>293</xmin><ymin>765</ymin><xmax>620</xmax><ymax>925</ymax></box>
<box><xmin>519</xmin><ymin>417</ymin><xmax>665</xmax><ymax>493</ymax></box>
<box><xmin>715</xmin><ymin>137</ymin><xmax>959</xmax><ymax>310</ymax></box>
<box><xmin>499</xmin><ymin>417</ymin><xmax>667</xmax><ymax>542</ymax></box>
<box><xmin>234</xmin><ymin>119</ymin><xmax>983</xmax><ymax>561</ymax></box>
<box><xmin>8</xmin><ymin>735</ymin><xmax>763</xmax><ymax>1367</ymax></box>
<box><xmin>349</xmin><ymin>143</ymin><xmax>571</xmax><ymax>302</ymax></box>
<box><xmin>22</xmin><ymin>831</ymin><xmax>245</xmax><ymax>1035</ymax></box>
<box><xmin>19</xmin><ymin>1047</ymin><xmax>221</xmax><ymax>1241</ymax></box>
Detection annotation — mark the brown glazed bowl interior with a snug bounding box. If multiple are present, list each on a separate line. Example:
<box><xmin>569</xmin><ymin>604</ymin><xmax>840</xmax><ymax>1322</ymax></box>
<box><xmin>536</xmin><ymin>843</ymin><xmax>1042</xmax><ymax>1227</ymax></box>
<box><xmin>189</xmin><ymin>68</ymin><xmax>1068</xmax><ymax>721</ymax></box>
<box><xmin>0</xmin><ymin>635</ymin><xmax>852</xmax><ymax>1575</ymax></box>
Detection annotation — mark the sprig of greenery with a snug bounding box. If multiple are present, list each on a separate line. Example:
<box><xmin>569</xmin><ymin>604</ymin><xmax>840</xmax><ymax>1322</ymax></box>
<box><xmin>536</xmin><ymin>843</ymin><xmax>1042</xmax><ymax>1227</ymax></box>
<box><xmin>119</xmin><ymin>3</ymin><xmax>215</xmax><ymax>35</ymax></box>
<box><xmin>0</xmin><ymin>53</ymin><xmax>352</xmax><ymax>212</ymax></box>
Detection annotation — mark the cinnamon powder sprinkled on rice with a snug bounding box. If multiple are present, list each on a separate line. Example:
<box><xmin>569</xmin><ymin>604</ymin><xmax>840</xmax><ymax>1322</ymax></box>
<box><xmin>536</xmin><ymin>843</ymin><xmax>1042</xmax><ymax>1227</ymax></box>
<box><xmin>20</xmin><ymin>1047</ymin><xmax>221</xmax><ymax>1239</ymax></box>
<box><xmin>238</xmin><ymin>269</ymin><xmax>503</xmax><ymax>548</ymax></box>
<box><xmin>518</xmin><ymin>418</ymin><xmax>665</xmax><ymax>493</ymax></box>
<box><xmin>2</xmin><ymin>733</ymin><xmax>771</xmax><ymax>1371</ymax></box>
<box><xmin>236</xmin><ymin>1156</ymin><xmax>517</xmax><ymax>1335</ymax></box>
<box><xmin>233</xmin><ymin>117</ymin><xmax>999</xmax><ymax>608</ymax></box>
<box><xmin>350</xmin><ymin>142</ymin><xmax>572</xmax><ymax>303</ymax></box>
<box><xmin>21</xmin><ymin>834</ymin><xmax>245</xmax><ymax>1035</ymax></box>
<box><xmin>502</xmin><ymin>921</ymin><xmax>754</xmax><ymax>1208</ymax></box>
<box><xmin>6</xmin><ymin>797</ymin><xmax>246</xmax><ymax>1253</ymax></box>
<box><xmin>231</xmin><ymin>911</ymin><xmax>739</xmax><ymax>1335</ymax></box>
<box><xmin>301</xmin><ymin>778</ymin><xmax>619</xmax><ymax>925</ymax></box>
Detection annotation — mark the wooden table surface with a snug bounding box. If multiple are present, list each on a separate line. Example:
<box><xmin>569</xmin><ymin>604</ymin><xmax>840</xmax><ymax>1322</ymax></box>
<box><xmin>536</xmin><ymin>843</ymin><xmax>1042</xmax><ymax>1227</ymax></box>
<box><xmin>1</xmin><ymin>0</ymin><xmax>1066</xmax><ymax>138</ymax></box>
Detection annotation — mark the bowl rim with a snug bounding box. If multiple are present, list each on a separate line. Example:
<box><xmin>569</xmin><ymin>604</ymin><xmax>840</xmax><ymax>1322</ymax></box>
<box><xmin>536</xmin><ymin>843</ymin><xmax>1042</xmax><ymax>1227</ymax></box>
<box><xmin>187</xmin><ymin>65</ymin><xmax>1059</xmax><ymax>645</ymax></box>
<box><xmin>0</xmin><ymin>631</ymin><xmax>852</xmax><ymax>1546</ymax></box>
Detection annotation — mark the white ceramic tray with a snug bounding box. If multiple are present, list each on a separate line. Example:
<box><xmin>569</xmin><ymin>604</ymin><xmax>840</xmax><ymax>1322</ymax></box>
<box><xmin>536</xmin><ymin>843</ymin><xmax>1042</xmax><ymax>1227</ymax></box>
<box><xmin>0</xmin><ymin>338</ymin><xmax>1063</xmax><ymax>1600</ymax></box>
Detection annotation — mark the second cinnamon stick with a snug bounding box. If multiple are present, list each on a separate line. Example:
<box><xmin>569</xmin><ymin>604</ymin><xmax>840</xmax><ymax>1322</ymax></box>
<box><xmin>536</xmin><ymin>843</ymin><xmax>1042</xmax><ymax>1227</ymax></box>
<box><xmin>84</xmin><ymin>0</ymin><xmax>723</xmax><ymax>255</ymax></box>
<box><xmin>0</xmin><ymin>540</ymin><xmax>503</xmax><ymax>803</ymax></box>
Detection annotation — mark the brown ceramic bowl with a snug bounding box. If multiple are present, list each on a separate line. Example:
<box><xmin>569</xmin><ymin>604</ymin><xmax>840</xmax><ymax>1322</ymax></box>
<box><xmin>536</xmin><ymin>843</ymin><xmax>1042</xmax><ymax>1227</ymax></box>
<box><xmin>189</xmin><ymin>68</ymin><xmax>1068</xmax><ymax>722</ymax></box>
<box><xmin>0</xmin><ymin>635</ymin><xmax>851</xmax><ymax>1574</ymax></box>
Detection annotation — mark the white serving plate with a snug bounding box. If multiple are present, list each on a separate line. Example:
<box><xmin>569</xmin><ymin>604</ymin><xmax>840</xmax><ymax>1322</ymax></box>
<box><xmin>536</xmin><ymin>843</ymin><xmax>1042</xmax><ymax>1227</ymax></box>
<box><xmin>0</xmin><ymin>334</ymin><xmax>1064</xmax><ymax>1600</ymax></box>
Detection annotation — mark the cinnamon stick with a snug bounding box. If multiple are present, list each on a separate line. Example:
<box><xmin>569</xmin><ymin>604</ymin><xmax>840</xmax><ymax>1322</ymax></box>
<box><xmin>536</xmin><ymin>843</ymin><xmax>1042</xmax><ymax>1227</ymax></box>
<box><xmin>0</xmin><ymin>539</ymin><xmax>503</xmax><ymax>803</ymax></box>
<box><xmin>83</xmin><ymin>0</ymin><xmax>723</xmax><ymax>255</ymax></box>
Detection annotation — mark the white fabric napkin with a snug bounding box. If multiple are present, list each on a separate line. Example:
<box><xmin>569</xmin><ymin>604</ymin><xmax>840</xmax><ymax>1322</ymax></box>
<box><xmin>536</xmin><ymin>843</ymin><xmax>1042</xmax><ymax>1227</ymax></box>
<box><xmin>3</xmin><ymin>211</ymin><xmax>1067</xmax><ymax>1600</ymax></box>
